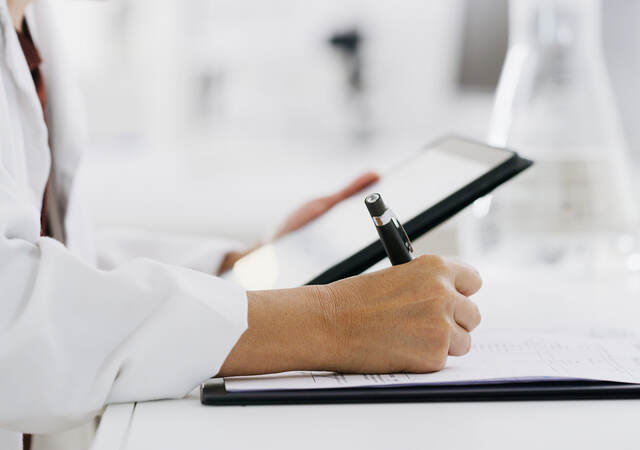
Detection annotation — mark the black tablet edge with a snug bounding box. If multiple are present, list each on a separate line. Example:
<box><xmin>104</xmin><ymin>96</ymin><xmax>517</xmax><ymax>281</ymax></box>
<box><xmin>307</xmin><ymin>148</ymin><xmax>533</xmax><ymax>285</ymax></box>
<box><xmin>201</xmin><ymin>379</ymin><xmax>640</xmax><ymax>405</ymax></box>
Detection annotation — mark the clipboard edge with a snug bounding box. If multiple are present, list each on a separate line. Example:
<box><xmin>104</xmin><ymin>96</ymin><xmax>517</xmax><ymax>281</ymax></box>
<box><xmin>201</xmin><ymin>378</ymin><xmax>640</xmax><ymax>406</ymax></box>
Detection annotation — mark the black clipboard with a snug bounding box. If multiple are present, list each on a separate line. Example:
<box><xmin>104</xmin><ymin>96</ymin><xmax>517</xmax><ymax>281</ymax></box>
<box><xmin>306</xmin><ymin>136</ymin><xmax>533</xmax><ymax>285</ymax></box>
<box><xmin>201</xmin><ymin>378</ymin><xmax>640</xmax><ymax>405</ymax></box>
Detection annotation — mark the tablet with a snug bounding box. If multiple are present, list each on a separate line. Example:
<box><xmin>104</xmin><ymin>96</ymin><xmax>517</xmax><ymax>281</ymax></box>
<box><xmin>227</xmin><ymin>136</ymin><xmax>532</xmax><ymax>290</ymax></box>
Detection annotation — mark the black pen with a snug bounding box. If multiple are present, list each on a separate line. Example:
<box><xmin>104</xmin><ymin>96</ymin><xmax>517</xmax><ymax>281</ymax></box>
<box><xmin>365</xmin><ymin>193</ymin><xmax>414</xmax><ymax>265</ymax></box>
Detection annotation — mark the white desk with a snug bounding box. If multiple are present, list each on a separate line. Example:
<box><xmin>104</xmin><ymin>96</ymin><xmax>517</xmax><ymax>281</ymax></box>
<box><xmin>92</xmin><ymin>269</ymin><xmax>640</xmax><ymax>450</ymax></box>
<box><xmin>98</xmin><ymin>392</ymin><xmax>640</xmax><ymax>450</ymax></box>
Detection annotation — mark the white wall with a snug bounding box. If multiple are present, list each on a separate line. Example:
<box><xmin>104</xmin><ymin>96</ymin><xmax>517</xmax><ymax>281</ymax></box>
<box><xmin>57</xmin><ymin>0</ymin><xmax>496</xmax><ymax>243</ymax></box>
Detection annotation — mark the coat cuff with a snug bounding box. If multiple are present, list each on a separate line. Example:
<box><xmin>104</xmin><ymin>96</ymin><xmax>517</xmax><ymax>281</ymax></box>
<box><xmin>106</xmin><ymin>266</ymin><xmax>248</xmax><ymax>403</ymax></box>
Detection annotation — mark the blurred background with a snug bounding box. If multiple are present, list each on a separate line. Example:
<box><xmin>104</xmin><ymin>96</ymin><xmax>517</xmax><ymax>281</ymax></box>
<box><xmin>55</xmin><ymin>0</ymin><xmax>640</xmax><ymax>263</ymax></box>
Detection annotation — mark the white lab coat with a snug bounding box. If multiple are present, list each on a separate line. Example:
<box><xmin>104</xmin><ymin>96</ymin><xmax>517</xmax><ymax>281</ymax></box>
<box><xmin>0</xmin><ymin>1</ymin><xmax>248</xmax><ymax>448</ymax></box>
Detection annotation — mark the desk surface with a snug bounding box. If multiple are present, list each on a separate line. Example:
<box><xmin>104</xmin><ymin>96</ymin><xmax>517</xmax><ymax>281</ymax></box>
<box><xmin>98</xmin><ymin>393</ymin><xmax>640</xmax><ymax>450</ymax></box>
<box><xmin>93</xmin><ymin>268</ymin><xmax>640</xmax><ymax>450</ymax></box>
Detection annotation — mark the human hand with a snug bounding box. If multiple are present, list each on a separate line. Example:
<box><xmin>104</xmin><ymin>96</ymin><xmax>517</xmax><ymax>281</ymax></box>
<box><xmin>218</xmin><ymin>171</ymin><xmax>379</xmax><ymax>274</ymax></box>
<box><xmin>218</xmin><ymin>255</ymin><xmax>481</xmax><ymax>376</ymax></box>
<box><xmin>272</xmin><ymin>171</ymin><xmax>379</xmax><ymax>239</ymax></box>
<box><xmin>320</xmin><ymin>255</ymin><xmax>482</xmax><ymax>373</ymax></box>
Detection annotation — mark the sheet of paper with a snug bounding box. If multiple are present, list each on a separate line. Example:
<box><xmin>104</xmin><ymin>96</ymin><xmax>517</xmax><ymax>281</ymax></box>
<box><xmin>224</xmin><ymin>330</ymin><xmax>640</xmax><ymax>392</ymax></box>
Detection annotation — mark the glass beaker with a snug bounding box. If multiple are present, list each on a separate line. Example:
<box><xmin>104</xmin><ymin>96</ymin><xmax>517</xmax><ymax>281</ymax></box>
<box><xmin>462</xmin><ymin>0</ymin><xmax>640</xmax><ymax>274</ymax></box>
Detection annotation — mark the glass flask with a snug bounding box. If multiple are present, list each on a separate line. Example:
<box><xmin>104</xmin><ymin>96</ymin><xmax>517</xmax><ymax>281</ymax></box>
<box><xmin>462</xmin><ymin>0</ymin><xmax>640</xmax><ymax>274</ymax></box>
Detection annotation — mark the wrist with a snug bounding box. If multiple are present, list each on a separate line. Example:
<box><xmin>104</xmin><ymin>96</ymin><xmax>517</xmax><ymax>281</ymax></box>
<box><xmin>298</xmin><ymin>284</ymin><xmax>343</xmax><ymax>371</ymax></box>
<box><xmin>217</xmin><ymin>285</ymin><xmax>339</xmax><ymax>376</ymax></box>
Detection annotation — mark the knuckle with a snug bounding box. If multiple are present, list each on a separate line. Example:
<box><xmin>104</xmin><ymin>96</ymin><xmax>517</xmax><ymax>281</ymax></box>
<box><xmin>474</xmin><ymin>271</ymin><xmax>483</xmax><ymax>289</ymax></box>
<box><xmin>434</xmin><ymin>319</ymin><xmax>453</xmax><ymax>346</ymax></box>
<box><xmin>449</xmin><ymin>333</ymin><xmax>471</xmax><ymax>357</ymax></box>
<box><xmin>466</xmin><ymin>265</ymin><xmax>483</xmax><ymax>289</ymax></box>
<box><xmin>459</xmin><ymin>332</ymin><xmax>472</xmax><ymax>355</ymax></box>
<box><xmin>432</xmin><ymin>351</ymin><xmax>448</xmax><ymax>371</ymax></box>
<box><xmin>419</xmin><ymin>351</ymin><xmax>448</xmax><ymax>373</ymax></box>
<box><xmin>416</xmin><ymin>324</ymin><xmax>451</xmax><ymax>373</ymax></box>
<box><xmin>472</xmin><ymin>302</ymin><xmax>482</xmax><ymax>326</ymax></box>
<box><xmin>415</xmin><ymin>254</ymin><xmax>447</xmax><ymax>271</ymax></box>
<box><xmin>465</xmin><ymin>334</ymin><xmax>472</xmax><ymax>353</ymax></box>
<box><xmin>414</xmin><ymin>254</ymin><xmax>431</xmax><ymax>266</ymax></box>
<box><xmin>430</xmin><ymin>282</ymin><xmax>455</xmax><ymax>308</ymax></box>
<box><xmin>428</xmin><ymin>273</ymin><xmax>451</xmax><ymax>293</ymax></box>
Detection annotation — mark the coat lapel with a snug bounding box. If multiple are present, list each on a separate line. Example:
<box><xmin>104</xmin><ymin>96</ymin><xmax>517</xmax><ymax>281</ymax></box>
<box><xmin>30</xmin><ymin>0</ymin><xmax>86</xmax><ymax>199</ymax></box>
<box><xmin>0</xmin><ymin>0</ymin><xmax>50</xmax><ymax>205</ymax></box>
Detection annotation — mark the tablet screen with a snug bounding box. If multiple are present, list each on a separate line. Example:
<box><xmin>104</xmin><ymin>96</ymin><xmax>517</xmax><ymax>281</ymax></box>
<box><xmin>228</xmin><ymin>138</ymin><xmax>514</xmax><ymax>290</ymax></box>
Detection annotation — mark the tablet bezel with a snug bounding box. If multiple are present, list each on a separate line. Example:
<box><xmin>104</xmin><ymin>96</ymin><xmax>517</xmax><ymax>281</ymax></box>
<box><xmin>229</xmin><ymin>135</ymin><xmax>532</xmax><ymax>287</ymax></box>
<box><xmin>306</xmin><ymin>135</ymin><xmax>532</xmax><ymax>284</ymax></box>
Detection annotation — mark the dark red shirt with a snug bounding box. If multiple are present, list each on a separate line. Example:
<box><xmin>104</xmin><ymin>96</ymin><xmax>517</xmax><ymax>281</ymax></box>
<box><xmin>16</xmin><ymin>19</ymin><xmax>50</xmax><ymax>237</ymax></box>
<box><xmin>16</xmin><ymin>19</ymin><xmax>53</xmax><ymax>450</ymax></box>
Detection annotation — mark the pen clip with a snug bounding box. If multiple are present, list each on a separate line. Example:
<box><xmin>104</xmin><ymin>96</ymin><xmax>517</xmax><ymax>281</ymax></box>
<box><xmin>392</xmin><ymin>217</ymin><xmax>414</xmax><ymax>254</ymax></box>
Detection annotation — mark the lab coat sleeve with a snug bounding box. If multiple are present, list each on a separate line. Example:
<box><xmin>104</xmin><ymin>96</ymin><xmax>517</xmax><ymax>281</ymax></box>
<box><xmin>95</xmin><ymin>228</ymin><xmax>244</xmax><ymax>274</ymax></box>
<box><xmin>0</xmin><ymin>166</ymin><xmax>248</xmax><ymax>434</ymax></box>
